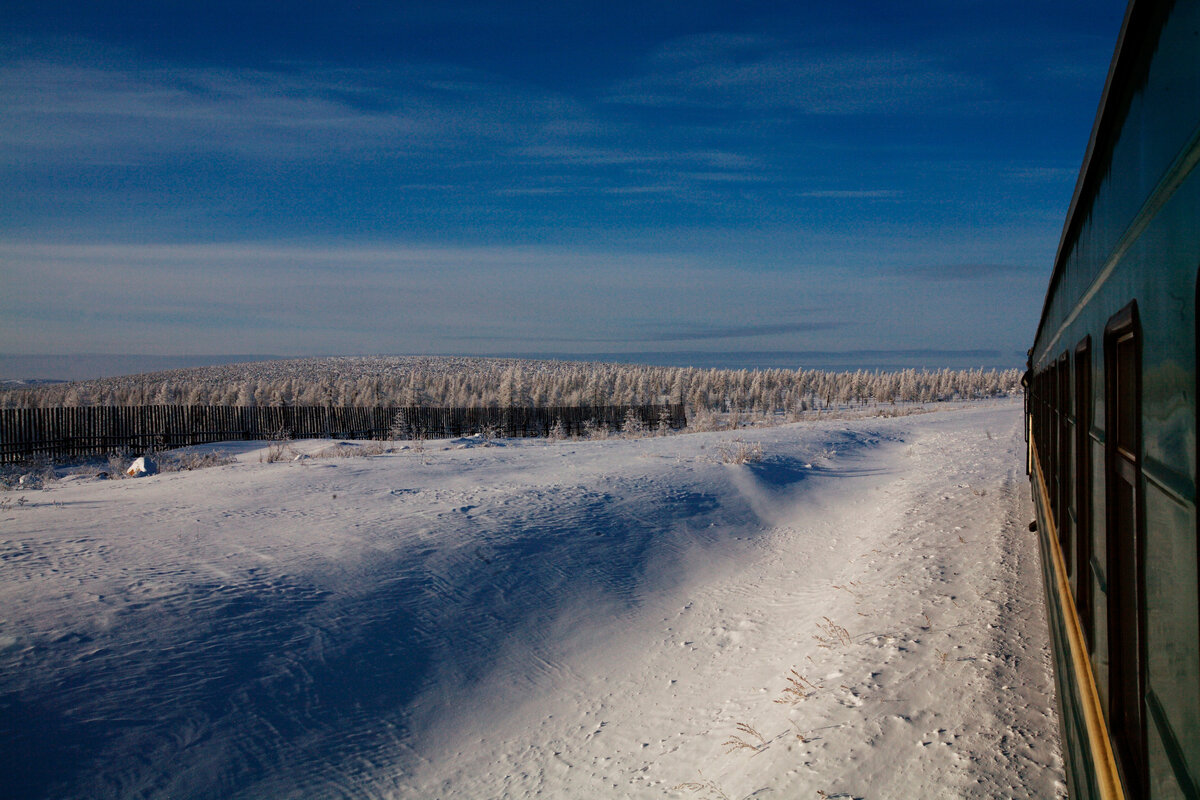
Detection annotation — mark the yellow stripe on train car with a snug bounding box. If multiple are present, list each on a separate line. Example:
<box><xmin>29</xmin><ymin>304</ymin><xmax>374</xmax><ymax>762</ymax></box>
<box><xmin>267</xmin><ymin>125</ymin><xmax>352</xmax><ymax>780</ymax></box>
<box><xmin>1030</xmin><ymin>436</ymin><xmax>1124</xmax><ymax>800</ymax></box>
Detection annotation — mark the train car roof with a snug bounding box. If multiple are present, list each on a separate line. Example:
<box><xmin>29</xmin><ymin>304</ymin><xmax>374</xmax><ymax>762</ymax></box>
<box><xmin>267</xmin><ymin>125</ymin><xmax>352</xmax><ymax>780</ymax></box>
<box><xmin>1033</xmin><ymin>0</ymin><xmax>1162</xmax><ymax>359</ymax></box>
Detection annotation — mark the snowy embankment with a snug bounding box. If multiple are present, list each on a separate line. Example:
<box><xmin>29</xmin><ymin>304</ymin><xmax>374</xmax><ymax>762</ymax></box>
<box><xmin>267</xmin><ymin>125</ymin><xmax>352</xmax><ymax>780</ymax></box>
<box><xmin>0</xmin><ymin>399</ymin><xmax>1062</xmax><ymax>799</ymax></box>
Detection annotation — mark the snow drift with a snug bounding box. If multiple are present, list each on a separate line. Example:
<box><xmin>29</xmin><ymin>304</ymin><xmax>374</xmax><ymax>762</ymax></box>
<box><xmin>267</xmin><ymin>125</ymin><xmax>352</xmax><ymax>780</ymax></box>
<box><xmin>0</xmin><ymin>400</ymin><xmax>1062</xmax><ymax>799</ymax></box>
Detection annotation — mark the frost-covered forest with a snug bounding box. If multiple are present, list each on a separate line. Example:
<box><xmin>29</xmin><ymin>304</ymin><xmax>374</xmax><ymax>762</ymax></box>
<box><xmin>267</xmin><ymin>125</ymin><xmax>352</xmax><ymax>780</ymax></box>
<box><xmin>0</xmin><ymin>356</ymin><xmax>1021</xmax><ymax>413</ymax></box>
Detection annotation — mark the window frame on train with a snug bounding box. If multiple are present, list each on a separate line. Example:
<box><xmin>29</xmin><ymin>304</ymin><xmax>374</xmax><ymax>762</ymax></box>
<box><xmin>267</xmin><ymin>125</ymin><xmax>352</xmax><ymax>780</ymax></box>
<box><xmin>1103</xmin><ymin>300</ymin><xmax>1146</xmax><ymax>798</ymax></box>
<box><xmin>1074</xmin><ymin>335</ymin><xmax>1093</xmax><ymax>650</ymax></box>
<box><xmin>1057</xmin><ymin>351</ymin><xmax>1072</xmax><ymax>575</ymax></box>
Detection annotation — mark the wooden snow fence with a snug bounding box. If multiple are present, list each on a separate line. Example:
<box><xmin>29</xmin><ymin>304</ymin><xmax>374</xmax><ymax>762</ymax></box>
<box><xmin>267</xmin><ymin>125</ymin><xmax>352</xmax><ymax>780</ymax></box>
<box><xmin>0</xmin><ymin>404</ymin><xmax>687</xmax><ymax>464</ymax></box>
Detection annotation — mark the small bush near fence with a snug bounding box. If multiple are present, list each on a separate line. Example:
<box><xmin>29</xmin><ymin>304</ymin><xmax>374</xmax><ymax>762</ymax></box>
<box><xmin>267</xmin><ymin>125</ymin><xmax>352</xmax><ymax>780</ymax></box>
<box><xmin>0</xmin><ymin>404</ymin><xmax>686</xmax><ymax>464</ymax></box>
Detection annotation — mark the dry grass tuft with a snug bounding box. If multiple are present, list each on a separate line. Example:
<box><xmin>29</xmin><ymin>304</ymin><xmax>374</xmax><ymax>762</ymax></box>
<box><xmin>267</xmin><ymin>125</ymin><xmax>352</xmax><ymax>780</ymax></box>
<box><xmin>0</xmin><ymin>495</ymin><xmax>28</xmax><ymax>510</ymax></box>
<box><xmin>813</xmin><ymin>616</ymin><xmax>852</xmax><ymax>648</ymax></box>
<box><xmin>159</xmin><ymin>449</ymin><xmax>237</xmax><ymax>471</ymax></box>
<box><xmin>775</xmin><ymin>669</ymin><xmax>821</xmax><ymax>705</ymax></box>
<box><xmin>263</xmin><ymin>441</ymin><xmax>295</xmax><ymax>463</ymax></box>
<box><xmin>672</xmin><ymin>771</ymin><xmax>733</xmax><ymax>799</ymax></box>
<box><xmin>316</xmin><ymin>441</ymin><xmax>392</xmax><ymax>458</ymax></box>
<box><xmin>723</xmin><ymin>721</ymin><xmax>767</xmax><ymax>754</ymax></box>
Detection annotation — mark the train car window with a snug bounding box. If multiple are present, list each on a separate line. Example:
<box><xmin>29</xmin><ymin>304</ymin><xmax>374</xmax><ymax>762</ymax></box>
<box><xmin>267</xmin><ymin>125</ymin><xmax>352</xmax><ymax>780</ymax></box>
<box><xmin>1074</xmin><ymin>337</ymin><xmax>1093</xmax><ymax>648</ymax></box>
<box><xmin>1043</xmin><ymin>368</ymin><xmax>1051</xmax><ymax>470</ymax></box>
<box><xmin>1049</xmin><ymin>361</ymin><xmax>1060</xmax><ymax>520</ymax></box>
<box><xmin>1040</xmin><ymin>368</ymin><xmax>1050</xmax><ymax>479</ymax></box>
<box><xmin>1042</xmin><ymin>369</ymin><xmax>1049</xmax><ymax>466</ymax></box>
<box><xmin>1033</xmin><ymin>373</ymin><xmax>1040</xmax><ymax>463</ymax></box>
<box><xmin>1038</xmin><ymin>371</ymin><xmax>1044</xmax><ymax>459</ymax></box>
<box><xmin>1104</xmin><ymin>301</ymin><xmax>1146</xmax><ymax>797</ymax></box>
<box><xmin>1033</xmin><ymin>372</ymin><xmax>1040</xmax><ymax>457</ymax></box>
<box><xmin>1058</xmin><ymin>353</ymin><xmax>1072</xmax><ymax>573</ymax></box>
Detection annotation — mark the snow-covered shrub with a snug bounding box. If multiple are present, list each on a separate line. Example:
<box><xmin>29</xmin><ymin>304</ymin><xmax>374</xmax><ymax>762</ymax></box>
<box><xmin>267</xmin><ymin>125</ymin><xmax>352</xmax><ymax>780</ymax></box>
<box><xmin>107</xmin><ymin>452</ymin><xmax>129</xmax><ymax>477</ymax></box>
<box><xmin>388</xmin><ymin>410</ymin><xmax>412</xmax><ymax>442</ymax></box>
<box><xmin>621</xmin><ymin>408</ymin><xmax>646</xmax><ymax>438</ymax></box>
<box><xmin>686</xmin><ymin>408</ymin><xmax>722</xmax><ymax>432</ymax></box>
<box><xmin>261</xmin><ymin>426</ymin><xmax>295</xmax><ymax>463</ymax></box>
<box><xmin>657</xmin><ymin>405</ymin><xmax>674</xmax><ymax>436</ymax></box>
<box><xmin>0</xmin><ymin>457</ymin><xmax>58</xmax><ymax>488</ymax></box>
<box><xmin>264</xmin><ymin>441</ymin><xmax>294</xmax><ymax>463</ymax></box>
<box><xmin>717</xmin><ymin>439</ymin><xmax>763</xmax><ymax>464</ymax></box>
<box><xmin>315</xmin><ymin>441</ymin><xmax>390</xmax><ymax>458</ymax></box>
<box><xmin>158</xmin><ymin>450</ymin><xmax>237</xmax><ymax>471</ymax></box>
<box><xmin>582</xmin><ymin>419</ymin><xmax>608</xmax><ymax>440</ymax></box>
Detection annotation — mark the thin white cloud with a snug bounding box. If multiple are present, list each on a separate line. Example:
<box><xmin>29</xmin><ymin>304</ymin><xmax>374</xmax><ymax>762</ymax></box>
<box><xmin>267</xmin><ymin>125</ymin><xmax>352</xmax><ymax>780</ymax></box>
<box><xmin>0</xmin><ymin>54</ymin><xmax>601</xmax><ymax>166</ymax></box>
<box><xmin>1001</xmin><ymin>166</ymin><xmax>1078</xmax><ymax>182</ymax></box>
<box><xmin>900</xmin><ymin>262</ymin><xmax>1042</xmax><ymax>281</ymax></box>
<box><xmin>646</xmin><ymin>33</ymin><xmax>778</xmax><ymax>67</ymax></box>
<box><xmin>798</xmin><ymin>189</ymin><xmax>902</xmax><ymax>199</ymax></box>
<box><xmin>599</xmin><ymin>185</ymin><xmax>679</xmax><ymax>195</ymax></box>
<box><xmin>605</xmin><ymin>32</ymin><xmax>986</xmax><ymax>115</ymax></box>
<box><xmin>0</xmin><ymin>62</ymin><xmax>419</xmax><ymax>161</ymax></box>
<box><xmin>492</xmin><ymin>187</ymin><xmax>570</xmax><ymax>196</ymax></box>
<box><xmin>514</xmin><ymin>144</ymin><xmax>658</xmax><ymax>166</ymax></box>
<box><xmin>1</xmin><ymin>44</ymin><xmax>780</xmax><ymax>208</ymax></box>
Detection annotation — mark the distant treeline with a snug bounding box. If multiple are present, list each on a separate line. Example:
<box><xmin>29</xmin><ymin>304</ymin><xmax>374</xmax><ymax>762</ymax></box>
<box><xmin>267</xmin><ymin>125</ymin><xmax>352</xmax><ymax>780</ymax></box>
<box><xmin>0</xmin><ymin>356</ymin><xmax>1021</xmax><ymax>413</ymax></box>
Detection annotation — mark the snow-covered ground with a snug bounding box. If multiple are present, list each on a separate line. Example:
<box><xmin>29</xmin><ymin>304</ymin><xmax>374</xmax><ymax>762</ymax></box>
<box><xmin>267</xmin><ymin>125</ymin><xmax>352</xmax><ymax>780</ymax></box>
<box><xmin>0</xmin><ymin>399</ymin><xmax>1062</xmax><ymax>799</ymax></box>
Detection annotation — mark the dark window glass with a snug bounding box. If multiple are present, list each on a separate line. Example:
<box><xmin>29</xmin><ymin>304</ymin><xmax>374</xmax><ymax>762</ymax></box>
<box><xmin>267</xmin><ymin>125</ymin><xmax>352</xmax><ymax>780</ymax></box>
<box><xmin>1105</xmin><ymin>304</ymin><xmax>1145</xmax><ymax>798</ymax></box>
<box><xmin>1116</xmin><ymin>335</ymin><xmax>1138</xmax><ymax>455</ymax></box>
<box><xmin>1049</xmin><ymin>362</ymin><xmax>1059</xmax><ymax>519</ymax></box>
<box><xmin>1058</xmin><ymin>354</ymin><xmax>1072</xmax><ymax>569</ymax></box>
<box><xmin>1074</xmin><ymin>339</ymin><xmax>1093</xmax><ymax>647</ymax></box>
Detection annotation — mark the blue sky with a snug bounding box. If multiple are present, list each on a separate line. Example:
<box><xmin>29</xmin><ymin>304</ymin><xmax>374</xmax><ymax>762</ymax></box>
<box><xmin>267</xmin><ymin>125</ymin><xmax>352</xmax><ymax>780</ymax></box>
<box><xmin>1</xmin><ymin>1</ymin><xmax>1128</xmax><ymax>372</ymax></box>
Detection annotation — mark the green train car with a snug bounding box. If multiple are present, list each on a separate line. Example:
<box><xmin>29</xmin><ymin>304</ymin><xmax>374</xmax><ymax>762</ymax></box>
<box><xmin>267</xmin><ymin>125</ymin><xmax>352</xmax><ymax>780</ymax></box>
<box><xmin>1026</xmin><ymin>0</ymin><xmax>1200</xmax><ymax>797</ymax></box>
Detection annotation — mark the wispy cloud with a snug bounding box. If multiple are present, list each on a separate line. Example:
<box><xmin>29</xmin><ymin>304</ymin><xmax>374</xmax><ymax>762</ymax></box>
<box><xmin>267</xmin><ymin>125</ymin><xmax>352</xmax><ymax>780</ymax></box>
<box><xmin>899</xmin><ymin>262</ymin><xmax>1041</xmax><ymax>281</ymax></box>
<box><xmin>1</xmin><ymin>61</ymin><xmax>420</xmax><ymax>162</ymax></box>
<box><xmin>604</xmin><ymin>34</ymin><xmax>983</xmax><ymax>115</ymax></box>
<box><xmin>798</xmin><ymin>189</ymin><xmax>902</xmax><ymax>199</ymax></box>
<box><xmin>1000</xmin><ymin>166</ymin><xmax>1078</xmax><ymax>183</ymax></box>
<box><xmin>0</xmin><ymin>53</ymin><xmax>600</xmax><ymax>166</ymax></box>
<box><xmin>640</xmin><ymin>321</ymin><xmax>844</xmax><ymax>343</ymax></box>
<box><xmin>492</xmin><ymin>187</ymin><xmax>570</xmax><ymax>197</ymax></box>
<box><xmin>1</xmin><ymin>44</ymin><xmax>778</xmax><ymax>210</ymax></box>
<box><xmin>466</xmin><ymin>320</ymin><xmax>844</xmax><ymax>345</ymax></box>
<box><xmin>513</xmin><ymin>144</ymin><xmax>656</xmax><ymax>166</ymax></box>
<box><xmin>510</xmin><ymin>143</ymin><xmax>761</xmax><ymax>171</ymax></box>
